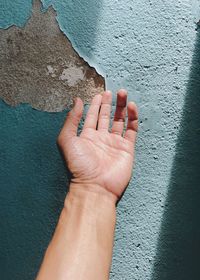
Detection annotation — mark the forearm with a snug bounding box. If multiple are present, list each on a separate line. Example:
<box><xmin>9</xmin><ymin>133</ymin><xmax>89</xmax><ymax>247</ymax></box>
<box><xmin>36</xmin><ymin>184</ymin><xmax>116</xmax><ymax>280</ymax></box>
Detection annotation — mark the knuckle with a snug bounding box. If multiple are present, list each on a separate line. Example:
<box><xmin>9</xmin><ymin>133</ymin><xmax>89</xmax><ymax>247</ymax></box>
<box><xmin>57</xmin><ymin>134</ymin><xmax>64</xmax><ymax>147</ymax></box>
<box><xmin>68</xmin><ymin>110</ymin><xmax>80</xmax><ymax>123</ymax></box>
<box><xmin>100</xmin><ymin>113</ymin><xmax>109</xmax><ymax>119</ymax></box>
<box><xmin>67</xmin><ymin>110</ymin><xmax>74</xmax><ymax>119</ymax></box>
<box><xmin>87</xmin><ymin>112</ymin><xmax>95</xmax><ymax>118</ymax></box>
<box><xmin>114</xmin><ymin>117</ymin><xmax>125</xmax><ymax>122</ymax></box>
<box><xmin>134</xmin><ymin>120</ymin><xmax>139</xmax><ymax>132</ymax></box>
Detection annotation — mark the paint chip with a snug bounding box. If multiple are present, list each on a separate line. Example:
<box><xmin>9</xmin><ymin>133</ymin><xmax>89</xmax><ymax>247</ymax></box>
<box><xmin>0</xmin><ymin>0</ymin><xmax>105</xmax><ymax>112</ymax></box>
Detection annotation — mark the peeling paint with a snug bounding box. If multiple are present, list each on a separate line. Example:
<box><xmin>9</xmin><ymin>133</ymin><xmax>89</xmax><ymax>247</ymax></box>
<box><xmin>0</xmin><ymin>0</ymin><xmax>198</xmax><ymax>279</ymax></box>
<box><xmin>0</xmin><ymin>0</ymin><xmax>105</xmax><ymax>112</ymax></box>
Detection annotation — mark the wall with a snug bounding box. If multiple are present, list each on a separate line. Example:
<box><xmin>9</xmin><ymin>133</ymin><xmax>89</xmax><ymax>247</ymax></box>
<box><xmin>0</xmin><ymin>0</ymin><xmax>200</xmax><ymax>279</ymax></box>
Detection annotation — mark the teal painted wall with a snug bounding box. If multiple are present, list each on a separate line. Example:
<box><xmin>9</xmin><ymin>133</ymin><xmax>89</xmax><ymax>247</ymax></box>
<box><xmin>0</xmin><ymin>101</ymin><xmax>68</xmax><ymax>279</ymax></box>
<box><xmin>0</xmin><ymin>1</ymin><xmax>200</xmax><ymax>279</ymax></box>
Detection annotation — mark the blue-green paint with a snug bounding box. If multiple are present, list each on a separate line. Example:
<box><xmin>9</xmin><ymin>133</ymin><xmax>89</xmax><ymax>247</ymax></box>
<box><xmin>0</xmin><ymin>100</ymin><xmax>68</xmax><ymax>279</ymax></box>
<box><xmin>1</xmin><ymin>0</ymin><xmax>200</xmax><ymax>279</ymax></box>
<box><xmin>151</xmin><ymin>30</ymin><xmax>200</xmax><ymax>280</ymax></box>
<box><xmin>0</xmin><ymin>0</ymin><xmax>32</xmax><ymax>28</ymax></box>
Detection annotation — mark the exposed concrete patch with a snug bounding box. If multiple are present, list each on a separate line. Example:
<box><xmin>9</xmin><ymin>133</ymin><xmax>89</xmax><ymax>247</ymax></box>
<box><xmin>0</xmin><ymin>0</ymin><xmax>105</xmax><ymax>112</ymax></box>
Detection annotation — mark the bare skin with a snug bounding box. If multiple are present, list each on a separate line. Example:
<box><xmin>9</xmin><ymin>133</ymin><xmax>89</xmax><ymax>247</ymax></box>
<box><xmin>36</xmin><ymin>89</ymin><xmax>138</xmax><ymax>280</ymax></box>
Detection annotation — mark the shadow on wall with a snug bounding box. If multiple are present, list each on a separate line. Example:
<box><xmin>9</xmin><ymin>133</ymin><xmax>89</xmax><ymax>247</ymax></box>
<box><xmin>151</xmin><ymin>30</ymin><xmax>200</xmax><ymax>280</ymax></box>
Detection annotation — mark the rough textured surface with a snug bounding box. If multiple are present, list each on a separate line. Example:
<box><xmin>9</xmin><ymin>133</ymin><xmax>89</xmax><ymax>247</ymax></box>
<box><xmin>192</xmin><ymin>0</ymin><xmax>200</xmax><ymax>22</ymax></box>
<box><xmin>151</xmin><ymin>29</ymin><xmax>200</xmax><ymax>280</ymax></box>
<box><xmin>0</xmin><ymin>101</ymin><xmax>69</xmax><ymax>279</ymax></box>
<box><xmin>0</xmin><ymin>0</ymin><xmax>105</xmax><ymax>112</ymax></box>
<box><xmin>0</xmin><ymin>0</ymin><xmax>200</xmax><ymax>280</ymax></box>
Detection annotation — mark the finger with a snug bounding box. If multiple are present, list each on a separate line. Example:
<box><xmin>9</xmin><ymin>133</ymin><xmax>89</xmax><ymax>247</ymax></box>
<box><xmin>58</xmin><ymin>97</ymin><xmax>83</xmax><ymax>144</ymax></box>
<box><xmin>124</xmin><ymin>101</ymin><xmax>138</xmax><ymax>142</ymax></box>
<box><xmin>83</xmin><ymin>94</ymin><xmax>102</xmax><ymax>130</ymax></box>
<box><xmin>111</xmin><ymin>89</ymin><xmax>127</xmax><ymax>135</ymax></box>
<box><xmin>97</xmin><ymin>91</ymin><xmax>112</xmax><ymax>131</ymax></box>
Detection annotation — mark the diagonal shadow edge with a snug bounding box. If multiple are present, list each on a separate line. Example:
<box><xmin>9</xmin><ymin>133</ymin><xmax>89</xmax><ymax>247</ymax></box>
<box><xmin>151</xmin><ymin>29</ymin><xmax>200</xmax><ymax>280</ymax></box>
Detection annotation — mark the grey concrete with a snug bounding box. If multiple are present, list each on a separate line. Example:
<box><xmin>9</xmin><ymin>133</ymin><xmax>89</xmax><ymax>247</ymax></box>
<box><xmin>0</xmin><ymin>0</ymin><xmax>105</xmax><ymax>112</ymax></box>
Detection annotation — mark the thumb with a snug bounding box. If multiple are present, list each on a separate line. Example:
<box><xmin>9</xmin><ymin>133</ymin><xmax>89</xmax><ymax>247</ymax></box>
<box><xmin>58</xmin><ymin>97</ymin><xmax>84</xmax><ymax>145</ymax></box>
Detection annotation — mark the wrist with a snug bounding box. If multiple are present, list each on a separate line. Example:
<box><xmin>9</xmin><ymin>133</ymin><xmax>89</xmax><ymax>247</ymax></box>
<box><xmin>67</xmin><ymin>182</ymin><xmax>118</xmax><ymax>205</ymax></box>
<box><xmin>62</xmin><ymin>183</ymin><xmax>117</xmax><ymax>226</ymax></box>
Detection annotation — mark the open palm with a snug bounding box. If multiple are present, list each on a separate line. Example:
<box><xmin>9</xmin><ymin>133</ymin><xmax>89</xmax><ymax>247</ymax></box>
<box><xmin>58</xmin><ymin>90</ymin><xmax>138</xmax><ymax>201</ymax></box>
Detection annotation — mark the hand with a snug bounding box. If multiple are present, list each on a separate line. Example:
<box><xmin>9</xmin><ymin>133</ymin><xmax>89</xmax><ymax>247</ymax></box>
<box><xmin>57</xmin><ymin>90</ymin><xmax>138</xmax><ymax>202</ymax></box>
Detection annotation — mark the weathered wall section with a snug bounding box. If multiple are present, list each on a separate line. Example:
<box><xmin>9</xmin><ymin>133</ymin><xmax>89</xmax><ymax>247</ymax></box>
<box><xmin>0</xmin><ymin>0</ymin><xmax>105</xmax><ymax>111</ymax></box>
<box><xmin>0</xmin><ymin>0</ymin><xmax>200</xmax><ymax>280</ymax></box>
